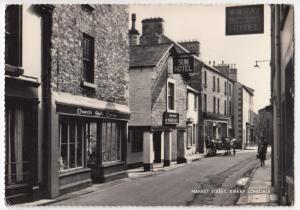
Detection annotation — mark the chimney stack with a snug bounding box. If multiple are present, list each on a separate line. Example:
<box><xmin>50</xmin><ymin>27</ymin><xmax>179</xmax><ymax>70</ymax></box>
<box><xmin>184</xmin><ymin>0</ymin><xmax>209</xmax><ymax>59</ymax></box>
<box><xmin>178</xmin><ymin>40</ymin><xmax>200</xmax><ymax>57</ymax></box>
<box><xmin>129</xmin><ymin>13</ymin><xmax>140</xmax><ymax>45</ymax></box>
<box><xmin>140</xmin><ymin>17</ymin><xmax>164</xmax><ymax>45</ymax></box>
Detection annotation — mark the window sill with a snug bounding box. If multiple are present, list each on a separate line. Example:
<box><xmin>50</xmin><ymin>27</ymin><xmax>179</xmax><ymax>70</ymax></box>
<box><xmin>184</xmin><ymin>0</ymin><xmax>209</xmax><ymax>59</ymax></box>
<box><xmin>167</xmin><ymin>109</ymin><xmax>177</xmax><ymax>113</ymax></box>
<box><xmin>101</xmin><ymin>161</ymin><xmax>125</xmax><ymax>168</ymax></box>
<box><xmin>5</xmin><ymin>64</ymin><xmax>24</xmax><ymax>77</ymax></box>
<box><xmin>81</xmin><ymin>81</ymin><xmax>97</xmax><ymax>89</ymax></box>
<box><xmin>59</xmin><ymin>167</ymin><xmax>91</xmax><ymax>177</ymax></box>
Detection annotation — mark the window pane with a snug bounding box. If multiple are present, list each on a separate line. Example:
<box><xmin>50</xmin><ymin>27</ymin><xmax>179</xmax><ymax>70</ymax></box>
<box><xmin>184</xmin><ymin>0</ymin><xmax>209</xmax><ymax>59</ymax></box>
<box><xmin>61</xmin><ymin>119</ymin><xmax>68</xmax><ymax>143</ymax></box>
<box><xmin>69</xmin><ymin>143</ymin><xmax>75</xmax><ymax>168</ymax></box>
<box><xmin>102</xmin><ymin>122</ymin><xmax>107</xmax><ymax>162</ymax></box>
<box><xmin>117</xmin><ymin>124</ymin><xmax>121</xmax><ymax>160</ymax></box>
<box><xmin>87</xmin><ymin>123</ymin><xmax>97</xmax><ymax>164</ymax></box>
<box><xmin>60</xmin><ymin>143</ymin><xmax>68</xmax><ymax>170</ymax></box>
<box><xmin>111</xmin><ymin>123</ymin><xmax>116</xmax><ymax>161</ymax></box>
<box><xmin>105</xmin><ymin>122</ymin><xmax>112</xmax><ymax>161</ymax></box>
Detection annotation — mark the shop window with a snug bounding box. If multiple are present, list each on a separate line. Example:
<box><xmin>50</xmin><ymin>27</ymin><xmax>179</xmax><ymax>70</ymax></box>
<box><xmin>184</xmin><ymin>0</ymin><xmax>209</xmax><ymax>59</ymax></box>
<box><xmin>82</xmin><ymin>33</ymin><xmax>94</xmax><ymax>83</ymax></box>
<box><xmin>59</xmin><ymin>117</ymin><xmax>85</xmax><ymax>171</ymax></box>
<box><xmin>167</xmin><ymin>82</ymin><xmax>175</xmax><ymax>110</ymax></box>
<box><xmin>102</xmin><ymin>120</ymin><xmax>122</xmax><ymax>163</ymax></box>
<box><xmin>187</xmin><ymin>126</ymin><xmax>192</xmax><ymax>148</ymax></box>
<box><xmin>130</xmin><ymin>129</ymin><xmax>143</xmax><ymax>153</ymax></box>
<box><xmin>5</xmin><ymin>104</ymin><xmax>29</xmax><ymax>185</ymax></box>
<box><xmin>5</xmin><ymin>5</ymin><xmax>22</xmax><ymax>67</ymax></box>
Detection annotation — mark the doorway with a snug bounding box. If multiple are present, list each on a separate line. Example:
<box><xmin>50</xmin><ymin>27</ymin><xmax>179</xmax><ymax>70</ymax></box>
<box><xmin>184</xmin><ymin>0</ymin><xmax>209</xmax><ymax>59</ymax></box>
<box><xmin>153</xmin><ymin>131</ymin><xmax>162</xmax><ymax>163</ymax></box>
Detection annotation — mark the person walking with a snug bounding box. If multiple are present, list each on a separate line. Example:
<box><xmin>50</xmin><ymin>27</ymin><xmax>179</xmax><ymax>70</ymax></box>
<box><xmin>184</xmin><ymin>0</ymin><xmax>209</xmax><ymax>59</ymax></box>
<box><xmin>258</xmin><ymin>136</ymin><xmax>268</xmax><ymax>166</ymax></box>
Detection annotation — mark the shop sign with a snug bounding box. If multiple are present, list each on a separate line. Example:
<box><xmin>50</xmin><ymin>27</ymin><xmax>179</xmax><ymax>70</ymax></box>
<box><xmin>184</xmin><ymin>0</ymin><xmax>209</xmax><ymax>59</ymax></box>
<box><xmin>173</xmin><ymin>55</ymin><xmax>194</xmax><ymax>74</ymax></box>
<box><xmin>56</xmin><ymin>104</ymin><xmax>130</xmax><ymax>120</ymax></box>
<box><xmin>226</xmin><ymin>5</ymin><xmax>264</xmax><ymax>35</ymax></box>
<box><xmin>163</xmin><ymin>112</ymin><xmax>179</xmax><ymax>125</ymax></box>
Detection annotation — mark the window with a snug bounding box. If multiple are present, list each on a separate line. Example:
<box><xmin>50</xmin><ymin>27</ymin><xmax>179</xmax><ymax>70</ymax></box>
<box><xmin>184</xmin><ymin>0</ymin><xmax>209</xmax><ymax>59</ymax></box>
<box><xmin>5</xmin><ymin>104</ymin><xmax>28</xmax><ymax>185</ymax></box>
<box><xmin>213</xmin><ymin>76</ymin><xmax>216</xmax><ymax>91</ymax></box>
<box><xmin>217</xmin><ymin>78</ymin><xmax>220</xmax><ymax>92</ymax></box>
<box><xmin>82</xmin><ymin>33</ymin><xmax>94</xmax><ymax>83</ymax></box>
<box><xmin>213</xmin><ymin>97</ymin><xmax>216</xmax><ymax>113</ymax></box>
<box><xmin>102</xmin><ymin>120</ymin><xmax>122</xmax><ymax>163</ymax></box>
<box><xmin>204</xmin><ymin>71</ymin><xmax>207</xmax><ymax>87</ymax></box>
<box><xmin>59</xmin><ymin>117</ymin><xmax>85</xmax><ymax>171</ymax></box>
<box><xmin>187</xmin><ymin>126</ymin><xmax>192</xmax><ymax>148</ymax></box>
<box><xmin>224</xmin><ymin>81</ymin><xmax>227</xmax><ymax>95</ymax></box>
<box><xmin>217</xmin><ymin>98</ymin><xmax>220</xmax><ymax>114</ymax></box>
<box><xmin>193</xmin><ymin>124</ymin><xmax>197</xmax><ymax>145</ymax></box>
<box><xmin>194</xmin><ymin>94</ymin><xmax>198</xmax><ymax>110</ymax></box>
<box><xmin>130</xmin><ymin>129</ymin><xmax>143</xmax><ymax>152</ymax></box>
<box><xmin>224</xmin><ymin>100</ymin><xmax>227</xmax><ymax>115</ymax></box>
<box><xmin>229</xmin><ymin>101</ymin><xmax>232</xmax><ymax>115</ymax></box>
<box><xmin>5</xmin><ymin>5</ymin><xmax>22</xmax><ymax>67</ymax></box>
<box><xmin>228</xmin><ymin>83</ymin><xmax>232</xmax><ymax>95</ymax></box>
<box><xmin>203</xmin><ymin>94</ymin><xmax>207</xmax><ymax>112</ymax></box>
<box><xmin>167</xmin><ymin>82</ymin><xmax>175</xmax><ymax>110</ymax></box>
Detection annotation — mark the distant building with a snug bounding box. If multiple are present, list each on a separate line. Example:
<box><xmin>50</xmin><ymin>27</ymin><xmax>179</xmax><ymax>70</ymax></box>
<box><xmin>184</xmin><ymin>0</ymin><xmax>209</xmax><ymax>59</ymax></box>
<box><xmin>257</xmin><ymin>106</ymin><xmax>272</xmax><ymax>145</ymax></box>
<box><xmin>233</xmin><ymin>82</ymin><xmax>254</xmax><ymax>149</ymax></box>
<box><xmin>201</xmin><ymin>63</ymin><xmax>234</xmax><ymax>145</ymax></box>
<box><xmin>252</xmin><ymin>111</ymin><xmax>259</xmax><ymax>144</ymax></box>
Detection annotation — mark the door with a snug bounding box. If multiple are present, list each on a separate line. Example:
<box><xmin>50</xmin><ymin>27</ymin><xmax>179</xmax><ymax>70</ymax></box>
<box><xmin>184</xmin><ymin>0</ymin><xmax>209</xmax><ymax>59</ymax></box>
<box><xmin>153</xmin><ymin>132</ymin><xmax>161</xmax><ymax>163</ymax></box>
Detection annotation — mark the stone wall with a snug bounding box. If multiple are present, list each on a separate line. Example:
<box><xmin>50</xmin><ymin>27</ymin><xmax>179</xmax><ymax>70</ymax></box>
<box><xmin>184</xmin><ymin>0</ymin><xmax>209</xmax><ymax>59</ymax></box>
<box><xmin>50</xmin><ymin>5</ymin><xmax>129</xmax><ymax>105</ymax></box>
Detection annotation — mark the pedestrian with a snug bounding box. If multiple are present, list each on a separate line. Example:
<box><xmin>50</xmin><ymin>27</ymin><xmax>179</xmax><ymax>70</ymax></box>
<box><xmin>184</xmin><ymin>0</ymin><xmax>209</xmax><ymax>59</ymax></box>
<box><xmin>257</xmin><ymin>136</ymin><xmax>268</xmax><ymax>166</ymax></box>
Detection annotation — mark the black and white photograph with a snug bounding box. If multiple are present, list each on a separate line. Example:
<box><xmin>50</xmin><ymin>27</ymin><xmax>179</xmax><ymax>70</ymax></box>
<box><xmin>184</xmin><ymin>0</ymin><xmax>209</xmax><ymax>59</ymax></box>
<box><xmin>1</xmin><ymin>1</ymin><xmax>296</xmax><ymax>207</ymax></box>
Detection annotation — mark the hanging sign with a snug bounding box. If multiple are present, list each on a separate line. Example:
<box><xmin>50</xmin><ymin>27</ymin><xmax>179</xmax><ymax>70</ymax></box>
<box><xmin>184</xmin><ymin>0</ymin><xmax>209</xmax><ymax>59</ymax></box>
<box><xmin>226</xmin><ymin>5</ymin><xmax>264</xmax><ymax>35</ymax></box>
<box><xmin>173</xmin><ymin>55</ymin><xmax>194</xmax><ymax>74</ymax></box>
<box><xmin>163</xmin><ymin>112</ymin><xmax>179</xmax><ymax>125</ymax></box>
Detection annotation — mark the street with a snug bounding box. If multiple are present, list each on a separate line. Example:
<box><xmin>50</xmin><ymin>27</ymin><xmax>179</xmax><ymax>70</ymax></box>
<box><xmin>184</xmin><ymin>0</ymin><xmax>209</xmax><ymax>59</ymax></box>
<box><xmin>49</xmin><ymin>149</ymin><xmax>260</xmax><ymax>206</ymax></box>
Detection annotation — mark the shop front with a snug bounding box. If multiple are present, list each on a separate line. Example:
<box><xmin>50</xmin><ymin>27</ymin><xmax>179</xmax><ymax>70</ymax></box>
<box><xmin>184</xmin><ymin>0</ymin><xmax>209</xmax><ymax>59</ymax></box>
<box><xmin>5</xmin><ymin>75</ymin><xmax>40</xmax><ymax>204</ymax></box>
<box><xmin>49</xmin><ymin>92</ymin><xmax>130</xmax><ymax>196</ymax></box>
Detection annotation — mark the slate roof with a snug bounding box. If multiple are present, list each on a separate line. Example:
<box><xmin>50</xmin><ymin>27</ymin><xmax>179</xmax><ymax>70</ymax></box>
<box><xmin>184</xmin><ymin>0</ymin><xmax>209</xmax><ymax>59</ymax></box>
<box><xmin>129</xmin><ymin>43</ymin><xmax>173</xmax><ymax>68</ymax></box>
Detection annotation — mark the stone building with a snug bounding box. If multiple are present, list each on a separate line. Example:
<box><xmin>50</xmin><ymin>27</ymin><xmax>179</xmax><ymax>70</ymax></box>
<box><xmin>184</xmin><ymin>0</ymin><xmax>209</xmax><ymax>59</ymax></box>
<box><xmin>270</xmin><ymin>4</ymin><xmax>294</xmax><ymax>205</ymax></box>
<box><xmin>4</xmin><ymin>4</ymin><xmax>131</xmax><ymax>203</ymax></box>
<box><xmin>127</xmin><ymin>15</ymin><xmax>201</xmax><ymax>171</ymax></box>
<box><xmin>45</xmin><ymin>4</ymin><xmax>130</xmax><ymax>198</ymax></box>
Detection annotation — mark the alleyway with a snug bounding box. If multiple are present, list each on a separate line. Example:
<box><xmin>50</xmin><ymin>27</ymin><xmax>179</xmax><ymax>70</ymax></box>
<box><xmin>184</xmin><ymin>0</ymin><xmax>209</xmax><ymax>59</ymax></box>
<box><xmin>48</xmin><ymin>149</ymin><xmax>261</xmax><ymax>206</ymax></box>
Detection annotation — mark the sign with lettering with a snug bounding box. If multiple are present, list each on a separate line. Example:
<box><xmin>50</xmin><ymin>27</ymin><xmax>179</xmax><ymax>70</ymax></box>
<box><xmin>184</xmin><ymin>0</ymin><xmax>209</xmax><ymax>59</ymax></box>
<box><xmin>163</xmin><ymin>112</ymin><xmax>179</xmax><ymax>125</ymax></box>
<box><xmin>56</xmin><ymin>104</ymin><xmax>130</xmax><ymax>120</ymax></box>
<box><xmin>173</xmin><ymin>55</ymin><xmax>194</xmax><ymax>74</ymax></box>
<box><xmin>226</xmin><ymin>5</ymin><xmax>264</xmax><ymax>35</ymax></box>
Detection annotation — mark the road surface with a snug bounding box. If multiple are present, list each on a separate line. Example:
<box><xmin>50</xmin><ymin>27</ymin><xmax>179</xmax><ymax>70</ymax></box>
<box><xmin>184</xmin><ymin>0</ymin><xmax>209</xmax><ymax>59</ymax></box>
<box><xmin>50</xmin><ymin>149</ymin><xmax>260</xmax><ymax>206</ymax></box>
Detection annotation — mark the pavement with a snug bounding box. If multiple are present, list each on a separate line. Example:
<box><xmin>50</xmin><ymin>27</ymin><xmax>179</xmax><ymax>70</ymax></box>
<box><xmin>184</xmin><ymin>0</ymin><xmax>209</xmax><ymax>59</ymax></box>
<box><xmin>16</xmin><ymin>149</ymin><xmax>263</xmax><ymax>206</ymax></box>
<box><xmin>236</xmin><ymin>157</ymin><xmax>278</xmax><ymax>206</ymax></box>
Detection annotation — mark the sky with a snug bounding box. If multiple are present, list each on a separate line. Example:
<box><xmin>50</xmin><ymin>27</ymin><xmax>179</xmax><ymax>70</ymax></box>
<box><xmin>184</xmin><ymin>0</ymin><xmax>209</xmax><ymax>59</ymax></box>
<box><xmin>129</xmin><ymin>4</ymin><xmax>271</xmax><ymax>113</ymax></box>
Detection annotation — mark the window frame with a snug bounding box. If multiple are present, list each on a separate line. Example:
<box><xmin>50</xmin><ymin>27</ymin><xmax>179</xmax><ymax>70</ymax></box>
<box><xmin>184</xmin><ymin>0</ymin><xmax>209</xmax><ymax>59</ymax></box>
<box><xmin>224</xmin><ymin>100</ymin><xmax>227</xmax><ymax>115</ymax></box>
<box><xmin>217</xmin><ymin>98</ymin><xmax>220</xmax><ymax>114</ymax></box>
<box><xmin>5</xmin><ymin>5</ymin><xmax>22</xmax><ymax>68</ymax></box>
<box><xmin>194</xmin><ymin>94</ymin><xmax>198</xmax><ymax>110</ymax></box>
<box><xmin>82</xmin><ymin>33</ymin><xmax>95</xmax><ymax>84</ymax></box>
<box><xmin>213</xmin><ymin>97</ymin><xmax>216</xmax><ymax>113</ymax></box>
<box><xmin>59</xmin><ymin>117</ymin><xmax>85</xmax><ymax>172</ymax></box>
<box><xmin>213</xmin><ymin>76</ymin><xmax>216</xmax><ymax>91</ymax></box>
<box><xmin>167</xmin><ymin>79</ymin><xmax>176</xmax><ymax>111</ymax></box>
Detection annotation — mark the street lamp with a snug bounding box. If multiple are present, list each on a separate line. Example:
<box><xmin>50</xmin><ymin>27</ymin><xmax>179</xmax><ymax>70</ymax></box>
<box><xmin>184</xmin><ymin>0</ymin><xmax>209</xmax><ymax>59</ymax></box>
<box><xmin>254</xmin><ymin>60</ymin><xmax>271</xmax><ymax>68</ymax></box>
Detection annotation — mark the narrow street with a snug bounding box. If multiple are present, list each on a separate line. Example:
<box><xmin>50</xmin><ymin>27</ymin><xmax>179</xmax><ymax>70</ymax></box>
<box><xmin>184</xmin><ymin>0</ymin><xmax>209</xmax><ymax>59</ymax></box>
<box><xmin>49</xmin><ymin>149</ymin><xmax>260</xmax><ymax>206</ymax></box>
